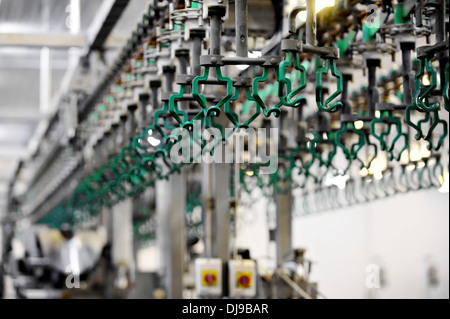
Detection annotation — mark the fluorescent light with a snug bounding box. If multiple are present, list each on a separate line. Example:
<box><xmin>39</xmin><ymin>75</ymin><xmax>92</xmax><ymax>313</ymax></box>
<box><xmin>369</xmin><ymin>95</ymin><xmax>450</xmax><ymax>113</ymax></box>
<box><xmin>400</xmin><ymin>151</ymin><xmax>409</xmax><ymax>164</ymax></box>
<box><xmin>299</xmin><ymin>11</ymin><xmax>307</xmax><ymax>22</ymax></box>
<box><xmin>297</xmin><ymin>0</ymin><xmax>336</xmax><ymax>21</ymax></box>
<box><xmin>373</xmin><ymin>170</ymin><xmax>383</xmax><ymax>180</ymax></box>
<box><xmin>368</xmin><ymin>157</ymin><xmax>386</xmax><ymax>180</ymax></box>
<box><xmin>409</xmin><ymin>147</ymin><xmax>421</xmax><ymax>161</ymax></box>
<box><xmin>438</xmin><ymin>172</ymin><xmax>449</xmax><ymax>194</ymax></box>
<box><xmin>354</xmin><ymin>120</ymin><xmax>364</xmax><ymax>130</ymax></box>
<box><xmin>316</xmin><ymin>0</ymin><xmax>336</xmax><ymax>12</ymax></box>
<box><xmin>359</xmin><ymin>167</ymin><xmax>369</xmax><ymax>177</ymax></box>
<box><xmin>236</xmin><ymin>65</ymin><xmax>250</xmax><ymax>71</ymax></box>
<box><xmin>248</xmin><ymin>51</ymin><xmax>262</xmax><ymax>58</ymax></box>
<box><xmin>325</xmin><ymin>174</ymin><xmax>349</xmax><ymax>190</ymax></box>
<box><xmin>422</xmin><ymin>74</ymin><xmax>431</xmax><ymax>86</ymax></box>
<box><xmin>147</xmin><ymin>136</ymin><xmax>161</xmax><ymax>147</ymax></box>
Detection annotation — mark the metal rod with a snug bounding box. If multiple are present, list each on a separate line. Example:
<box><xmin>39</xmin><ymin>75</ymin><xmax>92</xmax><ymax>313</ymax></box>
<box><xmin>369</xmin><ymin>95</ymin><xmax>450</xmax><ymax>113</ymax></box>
<box><xmin>129</xmin><ymin>108</ymin><xmax>137</xmax><ymax>136</ymax></box>
<box><xmin>222</xmin><ymin>57</ymin><xmax>265</xmax><ymax>65</ymax></box>
<box><xmin>367</xmin><ymin>61</ymin><xmax>378</xmax><ymax>118</ymax></box>
<box><xmin>151</xmin><ymin>86</ymin><xmax>159</xmax><ymax>109</ymax></box>
<box><xmin>436</xmin><ymin>0</ymin><xmax>448</xmax><ymax>87</ymax></box>
<box><xmin>156</xmin><ymin>171</ymin><xmax>186</xmax><ymax>299</ymax></box>
<box><xmin>435</xmin><ymin>0</ymin><xmax>446</xmax><ymax>44</ymax></box>
<box><xmin>210</xmin><ymin>13</ymin><xmax>222</xmax><ymax>55</ymax></box>
<box><xmin>192</xmin><ymin>35</ymin><xmax>202</xmax><ymax>76</ymax></box>
<box><xmin>302</xmin><ymin>45</ymin><xmax>338</xmax><ymax>58</ymax></box>
<box><xmin>164</xmin><ymin>67</ymin><xmax>175</xmax><ymax>92</ymax></box>
<box><xmin>120</xmin><ymin>115</ymin><xmax>128</xmax><ymax>147</ymax></box>
<box><xmin>202</xmin><ymin>163</ymin><xmax>213</xmax><ymax>258</ymax></box>
<box><xmin>276</xmin><ymin>270</ymin><xmax>313</xmax><ymax>299</ymax></box>
<box><xmin>235</xmin><ymin>0</ymin><xmax>248</xmax><ymax>57</ymax></box>
<box><xmin>342</xmin><ymin>75</ymin><xmax>351</xmax><ymax>115</ymax></box>
<box><xmin>139</xmin><ymin>94</ymin><xmax>149</xmax><ymax>124</ymax></box>
<box><xmin>178</xmin><ymin>55</ymin><xmax>189</xmax><ymax>75</ymax></box>
<box><xmin>212</xmin><ymin>163</ymin><xmax>231</xmax><ymax>261</ymax></box>
<box><xmin>177</xmin><ymin>53</ymin><xmax>190</xmax><ymax>109</ymax></box>
<box><xmin>401</xmin><ymin>48</ymin><xmax>412</xmax><ymax>106</ymax></box>
<box><xmin>306</xmin><ymin>0</ymin><xmax>317</xmax><ymax>47</ymax></box>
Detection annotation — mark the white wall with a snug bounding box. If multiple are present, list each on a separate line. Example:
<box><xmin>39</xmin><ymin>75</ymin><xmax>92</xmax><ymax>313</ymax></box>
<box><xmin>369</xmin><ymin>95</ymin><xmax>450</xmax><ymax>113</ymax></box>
<box><xmin>292</xmin><ymin>189</ymin><xmax>449</xmax><ymax>299</ymax></box>
<box><xmin>235</xmin><ymin>189</ymin><xmax>449</xmax><ymax>299</ymax></box>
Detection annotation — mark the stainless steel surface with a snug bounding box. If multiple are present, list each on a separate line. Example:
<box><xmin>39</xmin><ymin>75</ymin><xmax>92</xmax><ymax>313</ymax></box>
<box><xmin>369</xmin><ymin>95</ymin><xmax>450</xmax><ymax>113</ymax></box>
<box><xmin>156</xmin><ymin>169</ymin><xmax>186</xmax><ymax>299</ymax></box>
<box><xmin>211</xmin><ymin>163</ymin><xmax>231</xmax><ymax>261</ymax></box>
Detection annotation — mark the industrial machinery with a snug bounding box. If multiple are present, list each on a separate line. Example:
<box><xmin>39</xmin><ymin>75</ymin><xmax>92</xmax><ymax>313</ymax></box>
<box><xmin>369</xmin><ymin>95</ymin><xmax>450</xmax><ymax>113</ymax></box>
<box><xmin>0</xmin><ymin>0</ymin><xmax>448</xmax><ymax>299</ymax></box>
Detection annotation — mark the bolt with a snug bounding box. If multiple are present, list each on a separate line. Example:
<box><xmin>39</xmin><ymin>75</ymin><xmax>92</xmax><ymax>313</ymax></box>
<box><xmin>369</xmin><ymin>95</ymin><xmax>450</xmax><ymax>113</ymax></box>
<box><xmin>211</xmin><ymin>57</ymin><xmax>218</xmax><ymax>64</ymax></box>
<box><xmin>271</xmin><ymin>58</ymin><xmax>277</xmax><ymax>65</ymax></box>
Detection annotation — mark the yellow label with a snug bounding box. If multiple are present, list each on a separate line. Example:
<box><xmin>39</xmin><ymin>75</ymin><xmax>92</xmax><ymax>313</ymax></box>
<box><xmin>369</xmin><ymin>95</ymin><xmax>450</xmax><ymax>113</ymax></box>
<box><xmin>202</xmin><ymin>270</ymin><xmax>218</xmax><ymax>286</ymax></box>
<box><xmin>236</xmin><ymin>272</ymin><xmax>252</xmax><ymax>289</ymax></box>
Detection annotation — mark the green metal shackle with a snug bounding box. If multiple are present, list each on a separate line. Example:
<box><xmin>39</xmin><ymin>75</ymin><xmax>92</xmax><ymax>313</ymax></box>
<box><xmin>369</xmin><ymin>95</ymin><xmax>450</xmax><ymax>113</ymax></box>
<box><xmin>252</xmin><ymin>65</ymin><xmax>283</xmax><ymax>118</ymax></box>
<box><xmin>370</xmin><ymin>111</ymin><xmax>409</xmax><ymax>161</ymax></box>
<box><xmin>380</xmin><ymin>167</ymin><xmax>399</xmax><ymax>196</ymax></box>
<box><xmin>191</xmin><ymin>65</ymin><xmax>234</xmax><ymax>118</ymax></box>
<box><xmin>331</xmin><ymin>123</ymin><xmax>378</xmax><ymax>173</ymax></box>
<box><xmin>301</xmin><ymin>131</ymin><xmax>336</xmax><ymax>183</ymax></box>
<box><xmin>351</xmin><ymin>129</ymin><xmax>378</xmax><ymax>170</ymax></box>
<box><xmin>225</xmin><ymin>83</ymin><xmax>261</xmax><ymax>129</ymax></box>
<box><xmin>168</xmin><ymin>85</ymin><xmax>200</xmax><ymax>131</ymax></box>
<box><xmin>278</xmin><ymin>51</ymin><xmax>308</xmax><ymax>109</ymax></box>
<box><xmin>316</xmin><ymin>58</ymin><xmax>344</xmax><ymax>113</ymax></box>
<box><xmin>413</xmin><ymin>57</ymin><xmax>440</xmax><ymax>112</ymax></box>
<box><xmin>406</xmin><ymin>105</ymin><xmax>448</xmax><ymax>151</ymax></box>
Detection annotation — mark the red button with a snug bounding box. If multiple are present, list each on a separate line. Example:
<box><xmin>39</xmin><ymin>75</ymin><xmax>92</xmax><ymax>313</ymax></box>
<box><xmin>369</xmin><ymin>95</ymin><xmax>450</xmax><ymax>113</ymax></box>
<box><xmin>204</xmin><ymin>273</ymin><xmax>216</xmax><ymax>284</ymax></box>
<box><xmin>238</xmin><ymin>275</ymin><xmax>250</xmax><ymax>287</ymax></box>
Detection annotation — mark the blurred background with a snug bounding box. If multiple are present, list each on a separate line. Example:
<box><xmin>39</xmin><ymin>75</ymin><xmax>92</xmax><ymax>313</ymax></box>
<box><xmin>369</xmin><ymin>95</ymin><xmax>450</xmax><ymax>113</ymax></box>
<box><xmin>0</xmin><ymin>0</ymin><xmax>448</xmax><ymax>299</ymax></box>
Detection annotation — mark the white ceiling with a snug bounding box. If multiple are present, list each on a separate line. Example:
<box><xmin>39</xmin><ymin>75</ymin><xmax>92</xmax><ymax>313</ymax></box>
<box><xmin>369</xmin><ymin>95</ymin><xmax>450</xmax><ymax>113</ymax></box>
<box><xmin>0</xmin><ymin>0</ymin><xmax>150</xmax><ymax>211</ymax></box>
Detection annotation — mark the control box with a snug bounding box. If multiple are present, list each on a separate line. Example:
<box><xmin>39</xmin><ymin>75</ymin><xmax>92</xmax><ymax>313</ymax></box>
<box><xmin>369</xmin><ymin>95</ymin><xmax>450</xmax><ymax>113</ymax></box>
<box><xmin>228</xmin><ymin>259</ymin><xmax>257</xmax><ymax>298</ymax></box>
<box><xmin>194</xmin><ymin>258</ymin><xmax>222</xmax><ymax>297</ymax></box>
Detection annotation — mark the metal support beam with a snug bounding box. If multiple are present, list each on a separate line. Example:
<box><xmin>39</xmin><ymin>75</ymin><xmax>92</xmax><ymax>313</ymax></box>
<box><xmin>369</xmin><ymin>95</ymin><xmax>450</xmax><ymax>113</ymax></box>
<box><xmin>40</xmin><ymin>47</ymin><xmax>52</xmax><ymax>114</ymax></box>
<box><xmin>0</xmin><ymin>147</ymin><xmax>28</xmax><ymax>160</ymax></box>
<box><xmin>202</xmin><ymin>162</ymin><xmax>231</xmax><ymax>262</ymax></box>
<box><xmin>273</xmin><ymin>109</ymin><xmax>293</xmax><ymax>266</ymax></box>
<box><xmin>211</xmin><ymin>163</ymin><xmax>231</xmax><ymax>261</ymax></box>
<box><xmin>275</xmin><ymin>186</ymin><xmax>293</xmax><ymax>265</ymax></box>
<box><xmin>0</xmin><ymin>33</ymin><xmax>86</xmax><ymax>48</ymax></box>
<box><xmin>202</xmin><ymin>163</ymin><xmax>214</xmax><ymax>258</ymax></box>
<box><xmin>273</xmin><ymin>111</ymin><xmax>293</xmax><ymax>298</ymax></box>
<box><xmin>112</xmin><ymin>198</ymin><xmax>134</xmax><ymax>267</ymax></box>
<box><xmin>86</xmin><ymin>0</ymin><xmax>130</xmax><ymax>53</ymax></box>
<box><xmin>0</xmin><ymin>109</ymin><xmax>47</xmax><ymax>123</ymax></box>
<box><xmin>112</xmin><ymin>198</ymin><xmax>135</xmax><ymax>295</ymax></box>
<box><xmin>156</xmin><ymin>169</ymin><xmax>186</xmax><ymax>299</ymax></box>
